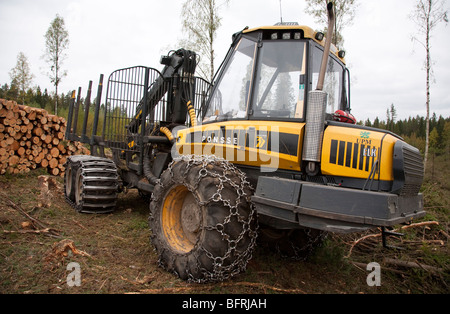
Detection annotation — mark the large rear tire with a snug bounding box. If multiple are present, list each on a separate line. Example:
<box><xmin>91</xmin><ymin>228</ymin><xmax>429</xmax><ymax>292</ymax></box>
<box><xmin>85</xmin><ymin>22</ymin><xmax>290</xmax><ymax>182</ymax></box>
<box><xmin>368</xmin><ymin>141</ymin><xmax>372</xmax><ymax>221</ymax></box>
<box><xmin>149</xmin><ymin>155</ymin><xmax>258</xmax><ymax>283</ymax></box>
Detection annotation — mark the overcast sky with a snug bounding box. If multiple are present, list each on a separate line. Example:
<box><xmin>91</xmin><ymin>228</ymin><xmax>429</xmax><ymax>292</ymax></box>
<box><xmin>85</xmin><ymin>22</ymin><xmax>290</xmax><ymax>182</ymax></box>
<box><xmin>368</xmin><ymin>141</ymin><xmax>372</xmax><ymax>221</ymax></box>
<box><xmin>0</xmin><ymin>0</ymin><xmax>449</xmax><ymax>122</ymax></box>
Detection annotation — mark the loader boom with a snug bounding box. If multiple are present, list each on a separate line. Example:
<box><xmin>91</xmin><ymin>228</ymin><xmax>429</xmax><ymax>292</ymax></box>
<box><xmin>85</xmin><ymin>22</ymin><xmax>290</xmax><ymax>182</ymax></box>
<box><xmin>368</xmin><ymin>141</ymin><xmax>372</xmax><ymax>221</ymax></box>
<box><xmin>127</xmin><ymin>49</ymin><xmax>198</xmax><ymax>134</ymax></box>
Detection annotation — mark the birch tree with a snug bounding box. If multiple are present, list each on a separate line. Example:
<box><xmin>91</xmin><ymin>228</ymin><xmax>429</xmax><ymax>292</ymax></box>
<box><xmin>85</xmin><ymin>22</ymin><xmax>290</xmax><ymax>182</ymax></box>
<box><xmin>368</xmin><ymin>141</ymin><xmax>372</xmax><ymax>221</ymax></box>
<box><xmin>410</xmin><ymin>0</ymin><xmax>448</xmax><ymax>168</ymax></box>
<box><xmin>304</xmin><ymin>0</ymin><xmax>359</xmax><ymax>49</ymax></box>
<box><xmin>43</xmin><ymin>14</ymin><xmax>69</xmax><ymax>116</ymax></box>
<box><xmin>180</xmin><ymin>0</ymin><xmax>230</xmax><ymax>81</ymax></box>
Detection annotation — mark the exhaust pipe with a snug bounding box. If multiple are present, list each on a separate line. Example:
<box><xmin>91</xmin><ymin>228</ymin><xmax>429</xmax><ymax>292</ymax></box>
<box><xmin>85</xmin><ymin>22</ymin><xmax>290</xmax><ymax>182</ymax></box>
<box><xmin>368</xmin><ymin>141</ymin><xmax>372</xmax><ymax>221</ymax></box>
<box><xmin>316</xmin><ymin>2</ymin><xmax>335</xmax><ymax>91</ymax></box>
<box><xmin>302</xmin><ymin>2</ymin><xmax>335</xmax><ymax>176</ymax></box>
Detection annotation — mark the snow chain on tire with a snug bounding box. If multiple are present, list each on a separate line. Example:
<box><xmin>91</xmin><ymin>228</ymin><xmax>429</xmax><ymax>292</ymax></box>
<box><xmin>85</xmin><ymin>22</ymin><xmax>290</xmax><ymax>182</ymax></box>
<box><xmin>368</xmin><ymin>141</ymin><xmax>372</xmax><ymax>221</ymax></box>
<box><xmin>149</xmin><ymin>155</ymin><xmax>258</xmax><ymax>283</ymax></box>
<box><xmin>64</xmin><ymin>155</ymin><xmax>119</xmax><ymax>214</ymax></box>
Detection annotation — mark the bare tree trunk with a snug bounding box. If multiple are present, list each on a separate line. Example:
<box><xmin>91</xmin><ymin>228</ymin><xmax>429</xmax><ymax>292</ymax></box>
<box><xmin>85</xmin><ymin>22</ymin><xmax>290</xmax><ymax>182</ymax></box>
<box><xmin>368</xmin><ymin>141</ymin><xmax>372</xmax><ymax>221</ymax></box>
<box><xmin>210</xmin><ymin>42</ymin><xmax>214</xmax><ymax>82</ymax></box>
<box><xmin>209</xmin><ymin>1</ymin><xmax>215</xmax><ymax>81</ymax></box>
<box><xmin>411</xmin><ymin>0</ymin><xmax>449</xmax><ymax>172</ymax></box>
<box><xmin>55</xmin><ymin>84</ymin><xmax>58</xmax><ymax>116</ymax></box>
<box><xmin>55</xmin><ymin>53</ymin><xmax>59</xmax><ymax>116</ymax></box>
<box><xmin>424</xmin><ymin>3</ymin><xmax>431</xmax><ymax>171</ymax></box>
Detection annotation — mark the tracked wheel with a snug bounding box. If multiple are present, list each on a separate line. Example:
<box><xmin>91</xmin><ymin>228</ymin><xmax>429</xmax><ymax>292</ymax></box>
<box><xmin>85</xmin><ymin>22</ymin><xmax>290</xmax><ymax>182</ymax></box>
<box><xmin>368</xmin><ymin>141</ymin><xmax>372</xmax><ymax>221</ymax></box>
<box><xmin>64</xmin><ymin>156</ymin><xmax>119</xmax><ymax>213</ymax></box>
<box><xmin>149</xmin><ymin>155</ymin><xmax>258</xmax><ymax>283</ymax></box>
<box><xmin>64</xmin><ymin>160</ymin><xmax>76</xmax><ymax>201</ymax></box>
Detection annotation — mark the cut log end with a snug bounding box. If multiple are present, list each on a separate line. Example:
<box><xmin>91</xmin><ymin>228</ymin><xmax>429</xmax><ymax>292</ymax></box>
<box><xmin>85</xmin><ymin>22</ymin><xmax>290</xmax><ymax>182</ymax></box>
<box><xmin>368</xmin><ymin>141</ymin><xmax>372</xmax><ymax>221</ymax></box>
<box><xmin>0</xmin><ymin>98</ymin><xmax>91</xmax><ymax>176</ymax></box>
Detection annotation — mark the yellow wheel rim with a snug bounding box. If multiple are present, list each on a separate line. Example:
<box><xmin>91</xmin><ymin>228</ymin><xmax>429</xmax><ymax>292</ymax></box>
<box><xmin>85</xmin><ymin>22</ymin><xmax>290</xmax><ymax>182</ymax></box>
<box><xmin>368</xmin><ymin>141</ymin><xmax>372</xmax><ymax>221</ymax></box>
<box><xmin>161</xmin><ymin>185</ymin><xmax>202</xmax><ymax>253</ymax></box>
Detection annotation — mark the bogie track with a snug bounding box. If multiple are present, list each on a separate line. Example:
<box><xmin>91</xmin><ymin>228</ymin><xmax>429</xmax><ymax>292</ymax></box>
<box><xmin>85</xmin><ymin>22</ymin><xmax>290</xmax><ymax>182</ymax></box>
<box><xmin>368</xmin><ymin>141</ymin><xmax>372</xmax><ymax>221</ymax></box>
<box><xmin>64</xmin><ymin>156</ymin><xmax>119</xmax><ymax>214</ymax></box>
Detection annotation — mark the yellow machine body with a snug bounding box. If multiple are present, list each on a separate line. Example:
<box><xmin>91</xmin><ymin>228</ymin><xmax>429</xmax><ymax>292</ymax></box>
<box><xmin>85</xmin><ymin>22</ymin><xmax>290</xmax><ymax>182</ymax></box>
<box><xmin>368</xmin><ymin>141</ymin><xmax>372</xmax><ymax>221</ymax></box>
<box><xmin>175</xmin><ymin>122</ymin><xmax>399</xmax><ymax>183</ymax></box>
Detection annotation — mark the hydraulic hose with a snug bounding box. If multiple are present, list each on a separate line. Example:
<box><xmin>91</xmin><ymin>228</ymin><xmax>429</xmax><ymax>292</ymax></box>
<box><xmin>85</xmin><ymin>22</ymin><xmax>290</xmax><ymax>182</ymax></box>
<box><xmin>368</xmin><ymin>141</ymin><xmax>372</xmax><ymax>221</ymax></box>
<box><xmin>160</xmin><ymin>126</ymin><xmax>176</xmax><ymax>144</ymax></box>
<box><xmin>143</xmin><ymin>126</ymin><xmax>176</xmax><ymax>186</ymax></box>
<box><xmin>186</xmin><ymin>101</ymin><xmax>197</xmax><ymax>127</ymax></box>
<box><xmin>143</xmin><ymin>145</ymin><xmax>159</xmax><ymax>186</ymax></box>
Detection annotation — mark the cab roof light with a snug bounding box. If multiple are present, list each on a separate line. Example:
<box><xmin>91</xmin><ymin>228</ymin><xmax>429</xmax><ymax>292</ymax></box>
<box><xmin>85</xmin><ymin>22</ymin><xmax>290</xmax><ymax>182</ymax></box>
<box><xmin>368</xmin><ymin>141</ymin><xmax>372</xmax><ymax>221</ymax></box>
<box><xmin>315</xmin><ymin>32</ymin><xmax>324</xmax><ymax>41</ymax></box>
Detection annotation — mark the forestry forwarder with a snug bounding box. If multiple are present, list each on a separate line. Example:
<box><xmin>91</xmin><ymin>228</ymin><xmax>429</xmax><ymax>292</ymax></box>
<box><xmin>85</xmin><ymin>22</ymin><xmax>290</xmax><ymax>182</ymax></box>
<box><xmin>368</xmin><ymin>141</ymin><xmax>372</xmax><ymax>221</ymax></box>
<box><xmin>64</xmin><ymin>3</ymin><xmax>425</xmax><ymax>282</ymax></box>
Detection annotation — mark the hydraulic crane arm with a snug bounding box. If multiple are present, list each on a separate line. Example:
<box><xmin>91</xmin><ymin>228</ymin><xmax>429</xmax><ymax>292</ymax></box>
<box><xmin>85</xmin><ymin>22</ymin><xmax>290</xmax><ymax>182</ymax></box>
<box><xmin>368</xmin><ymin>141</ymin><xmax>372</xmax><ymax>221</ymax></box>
<box><xmin>127</xmin><ymin>48</ymin><xmax>198</xmax><ymax>134</ymax></box>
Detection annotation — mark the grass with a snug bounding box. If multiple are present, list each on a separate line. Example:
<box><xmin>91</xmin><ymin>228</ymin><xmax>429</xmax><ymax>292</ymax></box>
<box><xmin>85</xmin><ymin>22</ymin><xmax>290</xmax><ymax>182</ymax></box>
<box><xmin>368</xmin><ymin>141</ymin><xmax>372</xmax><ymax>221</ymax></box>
<box><xmin>0</xmin><ymin>155</ymin><xmax>448</xmax><ymax>294</ymax></box>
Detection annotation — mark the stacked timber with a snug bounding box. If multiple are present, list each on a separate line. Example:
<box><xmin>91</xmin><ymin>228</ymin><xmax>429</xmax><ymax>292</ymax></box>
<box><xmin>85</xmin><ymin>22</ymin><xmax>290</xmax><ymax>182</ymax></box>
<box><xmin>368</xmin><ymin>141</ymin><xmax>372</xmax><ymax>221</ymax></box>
<box><xmin>0</xmin><ymin>99</ymin><xmax>90</xmax><ymax>176</ymax></box>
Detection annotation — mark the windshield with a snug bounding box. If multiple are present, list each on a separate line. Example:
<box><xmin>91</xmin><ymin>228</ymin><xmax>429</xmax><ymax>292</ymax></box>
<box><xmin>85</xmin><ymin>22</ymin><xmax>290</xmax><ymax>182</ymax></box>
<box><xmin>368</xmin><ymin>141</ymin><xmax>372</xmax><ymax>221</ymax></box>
<box><xmin>203</xmin><ymin>38</ymin><xmax>256</xmax><ymax>122</ymax></box>
<box><xmin>203</xmin><ymin>38</ymin><xmax>307</xmax><ymax>122</ymax></box>
<box><xmin>253</xmin><ymin>41</ymin><xmax>306</xmax><ymax>119</ymax></box>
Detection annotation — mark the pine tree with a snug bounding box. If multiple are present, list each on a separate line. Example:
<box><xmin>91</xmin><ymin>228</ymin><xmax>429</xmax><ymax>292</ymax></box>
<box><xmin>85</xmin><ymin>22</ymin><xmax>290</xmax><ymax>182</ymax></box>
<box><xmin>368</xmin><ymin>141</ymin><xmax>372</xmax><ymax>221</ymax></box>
<box><xmin>9</xmin><ymin>52</ymin><xmax>34</xmax><ymax>105</ymax></box>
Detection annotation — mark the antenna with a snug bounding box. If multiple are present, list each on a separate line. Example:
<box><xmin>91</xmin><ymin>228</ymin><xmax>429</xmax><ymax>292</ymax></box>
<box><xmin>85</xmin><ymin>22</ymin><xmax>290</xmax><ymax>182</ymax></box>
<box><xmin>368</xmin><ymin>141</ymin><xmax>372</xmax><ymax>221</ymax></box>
<box><xmin>279</xmin><ymin>0</ymin><xmax>283</xmax><ymax>24</ymax></box>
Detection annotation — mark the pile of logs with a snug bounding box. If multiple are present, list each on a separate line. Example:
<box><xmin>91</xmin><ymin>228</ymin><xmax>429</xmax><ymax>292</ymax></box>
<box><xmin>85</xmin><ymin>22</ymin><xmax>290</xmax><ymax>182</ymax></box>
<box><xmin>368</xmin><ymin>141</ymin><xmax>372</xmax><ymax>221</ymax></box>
<box><xmin>0</xmin><ymin>99</ymin><xmax>90</xmax><ymax>176</ymax></box>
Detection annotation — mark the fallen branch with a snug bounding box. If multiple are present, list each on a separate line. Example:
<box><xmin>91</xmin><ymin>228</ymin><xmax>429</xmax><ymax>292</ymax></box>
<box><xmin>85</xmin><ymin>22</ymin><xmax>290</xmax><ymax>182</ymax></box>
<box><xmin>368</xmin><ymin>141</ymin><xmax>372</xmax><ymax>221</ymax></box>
<box><xmin>0</xmin><ymin>191</ymin><xmax>60</xmax><ymax>238</ymax></box>
<box><xmin>399</xmin><ymin>221</ymin><xmax>439</xmax><ymax>231</ymax></box>
<box><xmin>345</xmin><ymin>231</ymin><xmax>382</xmax><ymax>258</ymax></box>
<box><xmin>439</xmin><ymin>230</ymin><xmax>449</xmax><ymax>239</ymax></box>
<box><xmin>71</xmin><ymin>218</ymin><xmax>87</xmax><ymax>230</ymax></box>
<box><xmin>225</xmin><ymin>281</ymin><xmax>307</xmax><ymax>294</ymax></box>
<box><xmin>345</xmin><ymin>221</ymin><xmax>440</xmax><ymax>258</ymax></box>
<box><xmin>402</xmin><ymin>239</ymin><xmax>445</xmax><ymax>245</ymax></box>
<box><xmin>424</xmin><ymin>205</ymin><xmax>447</xmax><ymax>209</ymax></box>
<box><xmin>350</xmin><ymin>261</ymin><xmax>406</xmax><ymax>275</ymax></box>
<box><xmin>131</xmin><ymin>281</ymin><xmax>307</xmax><ymax>294</ymax></box>
<box><xmin>383</xmin><ymin>257</ymin><xmax>444</xmax><ymax>274</ymax></box>
<box><xmin>0</xmin><ymin>192</ymin><xmax>46</xmax><ymax>229</ymax></box>
<box><xmin>3</xmin><ymin>228</ymin><xmax>59</xmax><ymax>235</ymax></box>
<box><xmin>120</xmin><ymin>275</ymin><xmax>155</xmax><ymax>286</ymax></box>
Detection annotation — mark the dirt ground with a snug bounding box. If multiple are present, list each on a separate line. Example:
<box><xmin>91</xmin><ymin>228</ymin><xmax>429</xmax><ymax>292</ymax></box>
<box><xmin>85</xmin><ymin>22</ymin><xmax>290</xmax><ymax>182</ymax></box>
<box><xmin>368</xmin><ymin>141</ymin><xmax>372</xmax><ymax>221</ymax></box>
<box><xmin>0</xmin><ymin>157</ymin><xmax>448</xmax><ymax>295</ymax></box>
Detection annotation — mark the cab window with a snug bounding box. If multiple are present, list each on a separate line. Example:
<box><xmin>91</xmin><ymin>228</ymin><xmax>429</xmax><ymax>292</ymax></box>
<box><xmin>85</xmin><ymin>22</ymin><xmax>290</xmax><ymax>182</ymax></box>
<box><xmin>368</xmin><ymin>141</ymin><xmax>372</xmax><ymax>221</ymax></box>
<box><xmin>311</xmin><ymin>45</ymin><xmax>344</xmax><ymax>114</ymax></box>
<box><xmin>203</xmin><ymin>37</ymin><xmax>256</xmax><ymax>122</ymax></box>
<box><xmin>252</xmin><ymin>41</ymin><xmax>306</xmax><ymax>119</ymax></box>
